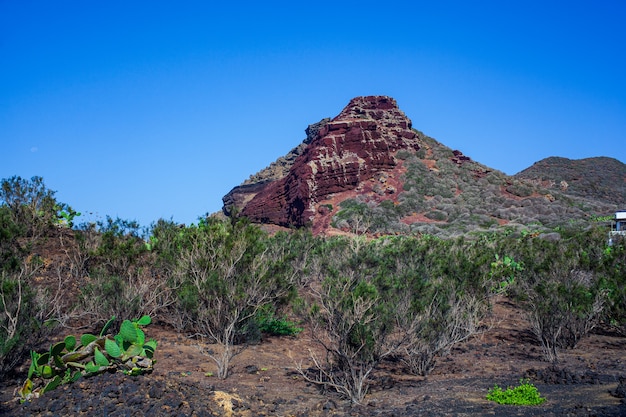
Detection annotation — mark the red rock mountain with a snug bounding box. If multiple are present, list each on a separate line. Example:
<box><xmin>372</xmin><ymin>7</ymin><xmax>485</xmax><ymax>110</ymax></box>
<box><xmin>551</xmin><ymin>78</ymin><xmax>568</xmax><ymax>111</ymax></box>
<box><xmin>225</xmin><ymin>96</ymin><xmax>421</xmax><ymax>228</ymax></box>
<box><xmin>223</xmin><ymin>96</ymin><xmax>622</xmax><ymax>236</ymax></box>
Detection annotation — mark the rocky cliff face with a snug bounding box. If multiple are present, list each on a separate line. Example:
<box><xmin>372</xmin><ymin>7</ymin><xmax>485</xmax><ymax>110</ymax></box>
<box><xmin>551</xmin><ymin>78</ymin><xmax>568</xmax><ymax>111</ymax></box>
<box><xmin>223</xmin><ymin>96</ymin><xmax>421</xmax><ymax>227</ymax></box>
<box><xmin>221</xmin><ymin>118</ymin><xmax>331</xmax><ymax>217</ymax></box>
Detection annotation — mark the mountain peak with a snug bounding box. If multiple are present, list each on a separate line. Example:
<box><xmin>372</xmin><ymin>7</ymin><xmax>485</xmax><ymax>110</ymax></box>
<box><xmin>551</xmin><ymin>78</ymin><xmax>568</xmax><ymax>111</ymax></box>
<box><xmin>223</xmin><ymin>96</ymin><xmax>420</xmax><ymax>228</ymax></box>
<box><xmin>223</xmin><ymin>96</ymin><xmax>621</xmax><ymax>236</ymax></box>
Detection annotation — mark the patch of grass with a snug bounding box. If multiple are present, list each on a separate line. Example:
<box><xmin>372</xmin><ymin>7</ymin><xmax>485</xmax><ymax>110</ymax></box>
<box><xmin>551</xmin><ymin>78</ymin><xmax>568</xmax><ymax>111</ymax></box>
<box><xmin>486</xmin><ymin>379</ymin><xmax>546</xmax><ymax>406</ymax></box>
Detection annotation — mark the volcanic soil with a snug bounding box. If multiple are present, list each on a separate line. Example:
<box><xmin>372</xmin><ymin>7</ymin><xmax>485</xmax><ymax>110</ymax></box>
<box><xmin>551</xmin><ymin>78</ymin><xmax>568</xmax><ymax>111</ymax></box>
<box><xmin>1</xmin><ymin>296</ymin><xmax>625</xmax><ymax>416</ymax></box>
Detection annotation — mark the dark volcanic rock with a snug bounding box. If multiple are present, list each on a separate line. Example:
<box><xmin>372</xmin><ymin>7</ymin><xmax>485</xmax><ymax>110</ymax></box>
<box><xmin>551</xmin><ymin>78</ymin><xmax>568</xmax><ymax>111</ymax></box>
<box><xmin>222</xmin><ymin>181</ymin><xmax>272</xmax><ymax>217</ymax></box>
<box><xmin>228</xmin><ymin>96</ymin><xmax>421</xmax><ymax>227</ymax></box>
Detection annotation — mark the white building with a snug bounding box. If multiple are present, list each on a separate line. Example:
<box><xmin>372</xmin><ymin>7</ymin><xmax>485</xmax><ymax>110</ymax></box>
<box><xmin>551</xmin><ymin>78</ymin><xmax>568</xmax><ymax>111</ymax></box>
<box><xmin>608</xmin><ymin>210</ymin><xmax>626</xmax><ymax>246</ymax></box>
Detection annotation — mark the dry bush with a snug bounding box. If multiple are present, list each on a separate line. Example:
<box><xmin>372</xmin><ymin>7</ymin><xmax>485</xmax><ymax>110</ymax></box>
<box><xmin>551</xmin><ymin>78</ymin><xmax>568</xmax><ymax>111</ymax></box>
<box><xmin>0</xmin><ymin>259</ymin><xmax>42</xmax><ymax>377</ymax></box>
<box><xmin>172</xmin><ymin>218</ymin><xmax>291</xmax><ymax>379</ymax></box>
<box><xmin>400</xmin><ymin>289</ymin><xmax>488</xmax><ymax>376</ymax></box>
<box><xmin>293</xmin><ymin>236</ymin><xmax>407</xmax><ymax>404</ymax></box>
<box><xmin>33</xmin><ymin>264</ymin><xmax>80</xmax><ymax>328</ymax></box>
<box><xmin>77</xmin><ymin>263</ymin><xmax>175</xmax><ymax>328</ymax></box>
<box><xmin>520</xmin><ymin>268</ymin><xmax>607</xmax><ymax>363</ymax></box>
<box><xmin>296</xmin><ymin>273</ymin><xmax>404</xmax><ymax>404</ymax></box>
<box><xmin>74</xmin><ymin>219</ymin><xmax>177</xmax><ymax>328</ymax></box>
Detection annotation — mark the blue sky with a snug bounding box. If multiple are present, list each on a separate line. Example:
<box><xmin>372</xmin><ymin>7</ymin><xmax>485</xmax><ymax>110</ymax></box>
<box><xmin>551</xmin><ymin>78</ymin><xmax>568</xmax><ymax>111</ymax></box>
<box><xmin>1</xmin><ymin>1</ymin><xmax>624</xmax><ymax>227</ymax></box>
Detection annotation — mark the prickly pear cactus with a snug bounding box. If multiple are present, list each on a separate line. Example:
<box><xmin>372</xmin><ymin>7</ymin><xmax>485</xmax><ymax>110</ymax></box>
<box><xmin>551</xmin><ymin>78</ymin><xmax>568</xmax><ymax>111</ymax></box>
<box><xmin>19</xmin><ymin>315</ymin><xmax>157</xmax><ymax>402</ymax></box>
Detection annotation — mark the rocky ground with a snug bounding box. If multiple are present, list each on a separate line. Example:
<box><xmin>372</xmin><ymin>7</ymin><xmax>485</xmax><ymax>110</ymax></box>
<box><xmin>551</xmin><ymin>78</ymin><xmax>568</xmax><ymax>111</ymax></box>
<box><xmin>1</xmin><ymin>298</ymin><xmax>625</xmax><ymax>416</ymax></box>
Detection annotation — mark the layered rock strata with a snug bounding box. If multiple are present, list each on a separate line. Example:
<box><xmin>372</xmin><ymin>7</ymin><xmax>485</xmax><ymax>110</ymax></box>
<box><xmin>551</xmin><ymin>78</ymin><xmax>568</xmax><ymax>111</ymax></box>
<box><xmin>224</xmin><ymin>96</ymin><xmax>421</xmax><ymax>227</ymax></box>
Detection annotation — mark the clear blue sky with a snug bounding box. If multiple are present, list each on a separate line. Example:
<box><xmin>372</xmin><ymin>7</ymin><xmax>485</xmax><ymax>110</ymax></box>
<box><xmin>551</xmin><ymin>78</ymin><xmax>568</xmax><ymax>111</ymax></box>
<box><xmin>1</xmin><ymin>1</ymin><xmax>624</xmax><ymax>227</ymax></box>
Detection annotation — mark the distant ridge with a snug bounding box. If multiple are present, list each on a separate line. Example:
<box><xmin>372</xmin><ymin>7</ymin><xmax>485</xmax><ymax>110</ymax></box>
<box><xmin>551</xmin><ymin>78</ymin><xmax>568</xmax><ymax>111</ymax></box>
<box><xmin>515</xmin><ymin>156</ymin><xmax>626</xmax><ymax>207</ymax></box>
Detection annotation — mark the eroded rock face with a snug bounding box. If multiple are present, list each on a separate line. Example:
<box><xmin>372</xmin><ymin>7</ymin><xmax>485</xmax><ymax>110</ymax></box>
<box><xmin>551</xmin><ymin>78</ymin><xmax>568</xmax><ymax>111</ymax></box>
<box><xmin>221</xmin><ymin>118</ymin><xmax>332</xmax><ymax>217</ymax></box>
<box><xmin>226</xmin><ymin>96</ymin><xmax>421</xmax><ymax>227</ymax></box>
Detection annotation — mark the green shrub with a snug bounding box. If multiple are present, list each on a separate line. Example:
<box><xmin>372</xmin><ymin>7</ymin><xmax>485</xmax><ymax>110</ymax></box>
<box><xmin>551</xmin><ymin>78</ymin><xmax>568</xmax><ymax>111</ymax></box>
<box><xmin>299</xmin><ymin>272</ymin><xmax>394</xmax><ymax>404</ymax></box>
<box><xmin>511</xmin><ymin>233</ymin><xmax>608</xmax><ymax>362</ymax></box>
<box><xmin>172</xmin><ymin>217</ymin><xmax>292</xmax><ymax>379</ymax></box>
<box><xmin>384</xmin><ymin>235</ymin><xmax>494</xmax><ymax>376</ymax></box>
<box><xmin>95</xmin><ymin>216</ymin><xmax>147</xmax><ymax>278</ymax></box>
<box><xmin>78</xmin><ymin>273</ymin><xmax>142</xmax><ymax>324</ymax></box>
<box><xmin>600</xmin><ymin>238</ymin><xmax>626</xmax><ymax>334</ymax></box>
<box><xmin>332</xmin><ymin>199</ymin><xmax>373</xmax><ymax>233</ymax></box>
<box><xmin>0</xmin><ymin>206</ymin><xmax>26</xmax><ymax>269</ymax></box>
<box><xmin>255</xmin><ymin>308</ymin><xmax>302</xmax><ymax>336</ymax></box>
<box><xmin>0</xmin><ymin>177</ymin><xmax>66</xmax><ymax>377</ymax></box>
<box><xmin>75</xmin><ymin>217</ymin><xmax>174</xmax><ymax>326</ymax></box>
<box><xmin>505</xmin><ymin>183</ymin><xmax>533</xmax><ymax>198</ymax></box>
<box><xmin>296</xmin><ymin>236</ymin><xmax>403</xmax><ymax>404</ymax></box>
<box><xmin>486</xmin><ymin>379</ymin><xmax>546</xmax><ymax>405</ymax></box>
<box><xmin>0</xmin><ymin>176</ymin><xmax>60</xmax><ymax>238</ymax></box>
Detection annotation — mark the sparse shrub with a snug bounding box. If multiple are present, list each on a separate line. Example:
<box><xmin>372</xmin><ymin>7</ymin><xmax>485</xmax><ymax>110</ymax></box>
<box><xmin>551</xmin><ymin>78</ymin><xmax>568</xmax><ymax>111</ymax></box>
<box><xmin>424</xmin><ymin>209</ymin><xmax>447</xmax><ymax>221</ymax></box>
<box><xmin>79</xmin><ymin>274</ymin><xmax>141</xmax><ymax>325</ymax></box>
<box><xmin>297</xmin><ymin>272</ymin><xmax>399</xmax><ymax>404</ymax></box>
<box><xmin>505</xmin><ymin>182</ymin><xmax>534</xmax><ymax>198</ymax></box>
<box><xmin>512</xmin><ymin>234</ymin><xmax>609</xmax><ymax>362</ymax></box>
<box><xmin>400</xmin><ymin>285</ymin><xmax>487</xmax><ymax>376</ymax></box>
<box><xmin>172</xmin><ymin>217</ymin><xmax>291</xmax><ymax>379</ymax></box>
<box><xmin>76</xmin><ymin>217</ymin><xmax>175</xmax><ymax>327</ymax></box>
<box><xmin>0</xmin><ymin>261</ymin><xmax>41</xmax><ymax>378</ymax></box>
<box><xmin>0</xmin><ymin>204</ymin><xmax>43</xmax><ymax>377</ymax></box>
<box><xmin>297</xmin><ymin>234</ymin><xmax>496</xmax><ymax>402</ymax></box>
<box><xmin>66</xmin><ymin>223</ymin><xmax>100</xmax><ymax>279</ymax></box>
<box><xmin>332</xmin><ymin>199</ymin><xmax>373</xmax><ymax>234</ymax></box>
<box><xmin>599</xmin><ymin>236</ymin><xmax>626</xmax><ymax>335</ymax></box>
<box><xmin>263</xmin><ymin>229</ymin><xmax>317</xmax><ymax>295</ymax></box>
<box><xmin>528</xmin><ymin>269</ymin><xmax>605</xmax><ymax>362</ymax></box>
<box><xmin>0</xmin><ymin>206</ymin><xmax>25</xmax><ymax>267</ymax></box>
<box><xmin>0</xmin><ymin>176</ymin><xmax>59</xmax><ymax>239</ymax></box>
<box><xmin>296</xmin><ymin>236</ymin><xmax>406</xmax><ymax>404</ymax></box>
<box><xmin>0</xmin><ymin>177</ymin><xmax>79</xmax><ymax>377</ymax></box>
<box><xmin>94</xmin><ymin>216</ymin><xmax>147</xmax><ymax>278</ymax></box>
<box><xmin>395</xmin><ymin>149</ymin><xmax>413</xmax><ymax>160</ymax></box>
<box><xmin>392</xmin><ymin>236</ymin><xmax>494</xmax><ymax>376</ymax></box>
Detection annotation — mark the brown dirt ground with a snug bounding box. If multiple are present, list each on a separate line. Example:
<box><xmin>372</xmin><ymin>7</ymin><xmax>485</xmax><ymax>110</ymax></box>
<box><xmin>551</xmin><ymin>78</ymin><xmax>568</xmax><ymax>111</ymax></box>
<box><xmin>1</xmin><ymin>296</ymin><xmax>625</xmax><ymax>416</ymax></box>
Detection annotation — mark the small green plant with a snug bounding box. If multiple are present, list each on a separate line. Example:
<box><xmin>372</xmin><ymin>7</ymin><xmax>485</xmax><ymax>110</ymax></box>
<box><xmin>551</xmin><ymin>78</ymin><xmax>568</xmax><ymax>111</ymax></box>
<box><xmin>256</xmin><ymin>309</ymin><xmax>302</xmax><ymax>336</ymax></box>
<box><xmin>56</xmin><ymin>205</ymin><xmax>81</xmax><ymax>228</ymax></box>
<box><xmin>18</xmin><ymin>315</ymin><xmax>157</xmax><ymax>402</ymax></box>
<box><xmin>591</xmin><ymin>214</ymin><xmax>613</xmax><ymax>223</ymax></box>
<box><xmin>144</xmin><ymin>235</ymin><xmax>158</xmax><ymax>251</ymax></box>
<box><xmin>486</xmin><ymin>379</ymin><xmax>546</xmax><ymax>406</ymax></box>
<box><xmin>490</xmin><ymin>254</ymin><xmax>523</xmax><ymax>295</ymax></box>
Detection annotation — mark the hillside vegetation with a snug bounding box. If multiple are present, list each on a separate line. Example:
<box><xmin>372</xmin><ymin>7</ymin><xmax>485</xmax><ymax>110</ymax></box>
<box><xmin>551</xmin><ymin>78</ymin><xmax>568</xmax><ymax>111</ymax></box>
<box><xmin>329</xmin><ymin>131</ymin><xmax>619</xmax><ymax>237</ymax></box>
<box><xmin>515</xmin><ymin>156</ymin><xmax>626</xmax><ymax>206</ymax></box>
<box><xmin>2</xmin><ymin>176</ymin><xmax>626</xmax><ymax>413</ymax></box>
